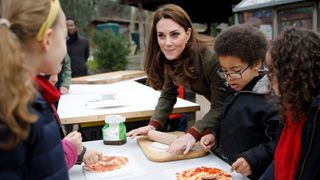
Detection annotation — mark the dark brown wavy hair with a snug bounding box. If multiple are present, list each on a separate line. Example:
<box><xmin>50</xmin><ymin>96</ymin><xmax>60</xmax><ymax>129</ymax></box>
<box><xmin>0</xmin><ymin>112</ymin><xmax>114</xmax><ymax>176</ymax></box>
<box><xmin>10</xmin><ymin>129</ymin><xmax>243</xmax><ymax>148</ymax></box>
<box><xmin>143</xmin><ymin>4</ymin><xmax>213</xmax><ymax>90</ymax></box>
<box><xmin>268</xmin><ymin>28</ymin><xmax>320</xmax><ymax>119</ymax></box>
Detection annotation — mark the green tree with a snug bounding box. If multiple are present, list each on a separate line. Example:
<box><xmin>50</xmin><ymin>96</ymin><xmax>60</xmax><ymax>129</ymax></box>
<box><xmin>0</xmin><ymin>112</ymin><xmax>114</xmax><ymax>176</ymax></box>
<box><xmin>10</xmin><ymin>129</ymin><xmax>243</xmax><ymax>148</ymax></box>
<box><xmin>60</xmin><ymin>0</ymin><xmax>96</xmax><ymax>34</ymax></box>
<box><xmin>93</xmin><ymin>30</ymin><xmax>130</xmax><ymax>72</ymax></box>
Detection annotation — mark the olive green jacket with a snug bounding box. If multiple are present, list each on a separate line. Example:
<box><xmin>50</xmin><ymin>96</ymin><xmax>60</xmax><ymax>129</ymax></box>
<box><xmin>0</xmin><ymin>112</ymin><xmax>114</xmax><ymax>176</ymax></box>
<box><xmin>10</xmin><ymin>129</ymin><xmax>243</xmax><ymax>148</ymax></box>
<box><xmin>59</xmin><ymin>54</ymin><xmax>72</xmax><ymax>89</ymax></box>
<box><xmin>149</xmin><ymin>49</ymin><xmax>229</xmax><ymax>140</ymax></box>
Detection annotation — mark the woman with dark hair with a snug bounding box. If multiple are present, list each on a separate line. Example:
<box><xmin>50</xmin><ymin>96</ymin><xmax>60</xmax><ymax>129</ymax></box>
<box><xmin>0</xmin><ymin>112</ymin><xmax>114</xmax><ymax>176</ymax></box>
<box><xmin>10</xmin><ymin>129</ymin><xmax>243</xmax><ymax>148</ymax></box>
<box><xmin>126</xmin><ymin>4</ymin><xmax>229</xmax><ymax>154</ymax></box>
<box><xmin>265</xmin><ymin>27</ymin><xmax>320</xmax><ymax>180</ymax></box>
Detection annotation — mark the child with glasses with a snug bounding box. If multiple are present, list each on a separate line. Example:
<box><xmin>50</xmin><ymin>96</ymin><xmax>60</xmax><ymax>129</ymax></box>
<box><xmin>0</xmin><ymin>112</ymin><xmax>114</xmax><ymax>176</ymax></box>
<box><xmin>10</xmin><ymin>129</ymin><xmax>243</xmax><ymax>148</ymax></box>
<box><xmin>200</xmin><ymin>24</ymin><xmax>279</xmax><ymax>179</ymax></box>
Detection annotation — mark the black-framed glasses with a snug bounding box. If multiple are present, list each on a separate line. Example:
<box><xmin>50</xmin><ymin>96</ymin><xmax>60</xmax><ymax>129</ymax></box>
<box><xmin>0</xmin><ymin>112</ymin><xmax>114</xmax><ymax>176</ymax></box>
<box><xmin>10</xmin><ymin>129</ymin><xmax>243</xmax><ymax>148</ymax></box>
<box><xmin>217</xmin><ymin>65</ymin><xmax>250</xmax><ymax>79</ymax></box>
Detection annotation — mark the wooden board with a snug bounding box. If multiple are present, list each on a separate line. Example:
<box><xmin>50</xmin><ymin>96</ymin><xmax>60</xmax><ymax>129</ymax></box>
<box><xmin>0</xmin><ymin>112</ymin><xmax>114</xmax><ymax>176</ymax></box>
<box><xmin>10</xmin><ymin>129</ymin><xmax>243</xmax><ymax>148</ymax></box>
<box><xmin>71</xmin><ymin>70</ymin><xmax>146</xmax><ymax>84</ymax></box>
<box><xmin>137</xmin><ymin>132</ymin><xmax>208</xmax><ymax>162</ymax></box>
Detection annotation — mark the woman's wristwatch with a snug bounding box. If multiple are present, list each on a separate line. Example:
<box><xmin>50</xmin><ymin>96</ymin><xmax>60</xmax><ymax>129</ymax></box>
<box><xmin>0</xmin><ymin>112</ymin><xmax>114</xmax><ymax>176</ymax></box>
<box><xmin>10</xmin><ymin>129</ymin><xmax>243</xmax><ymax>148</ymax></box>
<box><xmin>76</xmin><ymin>146</ymin><xmax>87</xmax><ymax>165</ymax></box>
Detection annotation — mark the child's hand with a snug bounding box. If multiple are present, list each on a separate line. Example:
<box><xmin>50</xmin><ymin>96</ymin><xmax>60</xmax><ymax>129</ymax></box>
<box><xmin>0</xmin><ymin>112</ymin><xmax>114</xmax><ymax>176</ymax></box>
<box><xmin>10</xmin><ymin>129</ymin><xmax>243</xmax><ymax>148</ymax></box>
<box><xmin>63</xmin><ymin>131</ymin><xmax>82</xmax><ymax>154</ymax></box>
<box><xmin>231</xmin><ymin>157</ymin><xmax>252</xmax><ymax>177</ymax></box>
<box><xmin>83</xmin><ymin>150</ymin><xmax>103</xmax><ymax>165</ymax></box>
<box><xmin>200</xmin><ymin>134</ymin><xmax>216</xmax><ymax>151</ymax></box>
<box><xmin>59</xmin><ymin>86</ymin><xmax>69</xmax><ymax>94</ymax></box>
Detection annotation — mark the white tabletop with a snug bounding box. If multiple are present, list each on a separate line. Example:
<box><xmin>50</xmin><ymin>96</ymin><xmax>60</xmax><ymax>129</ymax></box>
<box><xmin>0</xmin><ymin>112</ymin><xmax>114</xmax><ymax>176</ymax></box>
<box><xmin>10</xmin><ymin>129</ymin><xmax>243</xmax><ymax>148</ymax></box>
<box><xmin>58</xmin><ymin>80</ymin><xmax>200</xmax><ymax>125</ymax></box>
<box><xmin>69</xmin><ymin>138</ymin><xmax>248</xmax><ymax>180</ymax></box>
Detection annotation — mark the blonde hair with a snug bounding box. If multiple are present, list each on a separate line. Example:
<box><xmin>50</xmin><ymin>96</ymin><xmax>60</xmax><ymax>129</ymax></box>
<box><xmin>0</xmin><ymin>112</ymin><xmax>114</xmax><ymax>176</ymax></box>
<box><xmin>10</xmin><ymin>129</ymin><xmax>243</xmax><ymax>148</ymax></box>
<box><xmin>0</xmin><ymin>0</ymin><xmax>54</xmax><ymax>150</ymax></box>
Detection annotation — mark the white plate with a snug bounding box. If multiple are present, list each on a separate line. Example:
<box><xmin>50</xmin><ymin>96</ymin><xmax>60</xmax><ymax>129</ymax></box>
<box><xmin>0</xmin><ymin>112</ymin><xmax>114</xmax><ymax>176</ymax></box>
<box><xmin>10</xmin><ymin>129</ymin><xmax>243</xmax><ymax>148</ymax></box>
<box><xmin>85</xmin><ymin>99</ymin><xmax>125</xmax><ymax>108</ymax></box>
<box><xmin>84</xmin><ymin>154</ymin><xmax>145</xmax><ymax>180</ymax></box>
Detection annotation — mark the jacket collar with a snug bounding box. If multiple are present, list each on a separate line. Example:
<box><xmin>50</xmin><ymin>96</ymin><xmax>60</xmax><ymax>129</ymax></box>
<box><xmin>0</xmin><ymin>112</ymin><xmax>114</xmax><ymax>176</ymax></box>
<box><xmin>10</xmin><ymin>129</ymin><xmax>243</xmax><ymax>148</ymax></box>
<box><xmin>229</xmin><ymin>74</ymin><xmax>272</xmax><ymax>95</ymax></box>
<box><xmin>34</xmin><ymin>75</ymin><xmax>60</xmax><ymax>104</ymax></box>
<box><xmin>252</xmin><ymin>75</ymin><xmax>272</xmax><ymax>94</ymax></box>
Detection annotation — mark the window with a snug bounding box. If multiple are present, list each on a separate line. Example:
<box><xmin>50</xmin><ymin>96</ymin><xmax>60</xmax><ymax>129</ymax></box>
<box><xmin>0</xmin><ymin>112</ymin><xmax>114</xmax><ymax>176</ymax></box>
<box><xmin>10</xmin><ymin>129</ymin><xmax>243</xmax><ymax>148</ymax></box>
<box><xmin>278</xmin><ymin>6</ymin><xmax>313</xmax><ymax>33</ymax></box>
<box><xmin>238</xmin><ymin>8</ymin><xmax>273</xmax><ymax>39</ymax></box>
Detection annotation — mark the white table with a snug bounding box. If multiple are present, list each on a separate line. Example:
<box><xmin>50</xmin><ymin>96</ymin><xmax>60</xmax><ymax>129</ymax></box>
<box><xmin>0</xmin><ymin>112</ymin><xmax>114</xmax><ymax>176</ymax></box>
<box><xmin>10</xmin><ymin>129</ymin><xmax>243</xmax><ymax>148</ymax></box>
<box><xmin>58</xmin><ymin>80</ymin><xmax>200</xmax><ymax>125</ymax></box>
<box><xmin>69</xmin><ymin>138</ymin><xmax>248</xmax><ymax>180</ymax></box>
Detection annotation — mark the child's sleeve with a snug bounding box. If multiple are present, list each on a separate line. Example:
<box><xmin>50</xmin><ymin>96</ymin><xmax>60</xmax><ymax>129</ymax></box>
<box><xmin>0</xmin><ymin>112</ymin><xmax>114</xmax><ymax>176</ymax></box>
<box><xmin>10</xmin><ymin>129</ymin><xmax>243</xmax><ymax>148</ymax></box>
<box><xmin>61</xmin><ymin>139</ymin><xmax>78</xmax><ymax>169</ymax></box>
<box><xmin>240</xmin><ymin>102</ymin><xmax>280</xmax><ymax>176</ymax></box>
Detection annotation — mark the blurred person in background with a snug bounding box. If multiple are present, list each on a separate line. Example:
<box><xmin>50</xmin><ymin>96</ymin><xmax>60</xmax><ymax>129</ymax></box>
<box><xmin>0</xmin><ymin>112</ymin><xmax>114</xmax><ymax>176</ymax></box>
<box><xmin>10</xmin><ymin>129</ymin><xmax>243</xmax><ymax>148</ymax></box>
<box><xmin>66</xmin><ymin>18</ymin><xmax>89</xmax><ymax>78</ymax></box>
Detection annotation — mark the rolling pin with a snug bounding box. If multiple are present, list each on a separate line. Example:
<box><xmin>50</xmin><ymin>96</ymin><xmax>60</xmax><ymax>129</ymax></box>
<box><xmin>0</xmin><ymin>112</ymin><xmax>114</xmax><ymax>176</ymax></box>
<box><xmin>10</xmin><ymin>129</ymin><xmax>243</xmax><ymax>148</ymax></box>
<box><xmin>147</xmin><ymin>130</ymin><xmax>178</xmax><ymax>145</ymax></box>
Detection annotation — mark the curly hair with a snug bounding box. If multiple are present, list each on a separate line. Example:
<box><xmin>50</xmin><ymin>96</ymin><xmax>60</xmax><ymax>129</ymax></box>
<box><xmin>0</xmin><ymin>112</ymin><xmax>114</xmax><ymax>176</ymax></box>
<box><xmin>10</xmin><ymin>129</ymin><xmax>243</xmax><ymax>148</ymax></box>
<box><xmin>269</xmin><ymin>27</ymin><xmax>320</xmax><ymax>119</ymax></box>
<box><xmin>144</xmin><ymin>4</ymin><xmax>213</xmax><ymax>90</ymax></box>
<box><xmin>214</xmin><ymin>24</ymin><xmax>268</xmax><ymax>66</ymax></box>
<box><xmin>0</xmin><ymin>0</ymin><xmax>60</xmax><ymax>150</ymax></box>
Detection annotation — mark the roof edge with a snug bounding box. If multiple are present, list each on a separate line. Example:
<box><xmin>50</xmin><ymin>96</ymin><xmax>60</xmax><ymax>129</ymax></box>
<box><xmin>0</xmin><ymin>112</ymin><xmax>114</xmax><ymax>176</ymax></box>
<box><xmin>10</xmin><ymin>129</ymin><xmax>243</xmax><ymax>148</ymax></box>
<box><xmin>233</xmin><ymin>0</ymin><xmax>307</xmax><ymax>12</ymax></box>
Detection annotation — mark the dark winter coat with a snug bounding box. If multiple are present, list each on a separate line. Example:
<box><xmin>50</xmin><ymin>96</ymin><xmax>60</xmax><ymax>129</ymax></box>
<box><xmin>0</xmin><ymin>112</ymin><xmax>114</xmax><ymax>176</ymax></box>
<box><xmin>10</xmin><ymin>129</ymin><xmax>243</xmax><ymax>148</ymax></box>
<box><xmin>213</xmin><ymin>75</ymin><xmax>280</xmax><ymax>179</ymax></box>
<box><xmin>0</xmin><ymin>92</ymin><xmax>69</xmax><ymax>180</ymax></box>
<box><xmin>295</xmin><ymin>95</ymin><xmax>320</xmax><ymax>179</ymax></box>
<box><xmin>67</xmin><ymin>33</ymin><xmax>89</xmax><ymax>78</ymax></box>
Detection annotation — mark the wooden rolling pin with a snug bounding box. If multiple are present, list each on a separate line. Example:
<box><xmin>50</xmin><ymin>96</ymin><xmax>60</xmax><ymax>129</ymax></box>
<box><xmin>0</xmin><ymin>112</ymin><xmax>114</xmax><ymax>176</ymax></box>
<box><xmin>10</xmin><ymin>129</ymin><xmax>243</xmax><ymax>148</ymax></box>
<box><xmin>147</xmin><ymin>130</ymin><xmax>178</xmax><ymax>145</ymax></box>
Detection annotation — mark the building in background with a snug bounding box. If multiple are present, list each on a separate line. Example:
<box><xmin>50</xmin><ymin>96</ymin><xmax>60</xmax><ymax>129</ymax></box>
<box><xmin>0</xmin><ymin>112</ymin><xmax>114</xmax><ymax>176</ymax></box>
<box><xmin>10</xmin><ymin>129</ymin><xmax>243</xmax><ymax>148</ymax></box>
<box><xmin>233</xmin><ymin>0</ymin><xmax>318</xmax><ymax>40</ymax></box>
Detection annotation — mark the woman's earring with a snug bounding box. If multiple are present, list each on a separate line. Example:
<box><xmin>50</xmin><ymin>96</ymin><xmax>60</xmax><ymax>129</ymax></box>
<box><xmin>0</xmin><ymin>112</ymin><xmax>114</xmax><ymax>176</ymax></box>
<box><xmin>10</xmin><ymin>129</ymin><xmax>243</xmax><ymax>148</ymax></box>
<box><xmin>185</xmin><ymin>41</ymin><xmax>188</xmax><ymax>44</ymax></box>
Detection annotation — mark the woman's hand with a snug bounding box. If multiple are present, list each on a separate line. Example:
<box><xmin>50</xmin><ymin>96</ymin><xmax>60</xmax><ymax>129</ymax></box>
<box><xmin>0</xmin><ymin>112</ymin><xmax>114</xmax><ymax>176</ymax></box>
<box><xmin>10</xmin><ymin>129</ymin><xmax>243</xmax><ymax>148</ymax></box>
<box><xmin>200</xmin><ymin>134</ymin><xmax>216</xmax><ymax>151</ymax></box>
<box><xmin>168</xmin><ymin>133</ymin><xmax>196</xmax><ymax>154</ymax></box>
<box><xmin>126</xmin><ymin>125</ymin><xmax>155</xmax><ymax>138</ymax></box>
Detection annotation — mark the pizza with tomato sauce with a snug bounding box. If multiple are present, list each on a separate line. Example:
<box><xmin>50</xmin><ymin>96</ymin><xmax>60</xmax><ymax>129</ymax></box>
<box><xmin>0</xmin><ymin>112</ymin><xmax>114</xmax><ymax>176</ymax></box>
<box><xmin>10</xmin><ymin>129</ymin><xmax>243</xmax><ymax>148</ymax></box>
<box><xmin>176</xmin><ymin>166</ymin><xmax>232</xmax><ymax>180</ymax></box>
<box><xmin>83</xmin><ymin>155</ymin><xmax>128</xmax><ymax>173</ymax></box>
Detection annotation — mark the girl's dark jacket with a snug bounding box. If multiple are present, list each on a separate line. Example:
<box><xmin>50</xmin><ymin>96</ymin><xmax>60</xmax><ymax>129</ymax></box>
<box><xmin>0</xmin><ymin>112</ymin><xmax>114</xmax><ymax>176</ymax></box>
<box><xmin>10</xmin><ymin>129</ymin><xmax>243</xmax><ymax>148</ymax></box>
<box><xmin>0</xmin><ymin>92</ymin><xmax>69</xmax><ymax>180</ymax></box>
<box><xmin>212</xmin><ymin>75</ymin><xmax>280</xmax><ymax>179</ymax></box>
<box><xmin>295</xmin><ymin>95</ymin><xmax>320</xmax><ymax>179</ymax></box>
<box><xmin>260</xmin><ymin>94</ymin><xmax>320</xmax><ymax>180</ymax></box>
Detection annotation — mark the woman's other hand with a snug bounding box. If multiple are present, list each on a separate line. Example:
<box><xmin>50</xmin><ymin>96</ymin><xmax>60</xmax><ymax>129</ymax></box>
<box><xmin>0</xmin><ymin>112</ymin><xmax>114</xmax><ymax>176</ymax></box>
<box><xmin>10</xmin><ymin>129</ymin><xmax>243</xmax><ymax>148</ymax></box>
<box><xmin>126</xmin><ymin>125</ymin><xmax>155</xmax><ymax>138</ymax></box>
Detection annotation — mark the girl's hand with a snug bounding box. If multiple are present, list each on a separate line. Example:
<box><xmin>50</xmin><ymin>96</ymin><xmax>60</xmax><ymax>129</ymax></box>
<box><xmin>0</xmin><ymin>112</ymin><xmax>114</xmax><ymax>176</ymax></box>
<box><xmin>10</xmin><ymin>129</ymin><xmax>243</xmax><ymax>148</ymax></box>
<box><xmin>83</xmin><ymin>150</ymin><xmax>103</xmax><ymax>165</ymax></box>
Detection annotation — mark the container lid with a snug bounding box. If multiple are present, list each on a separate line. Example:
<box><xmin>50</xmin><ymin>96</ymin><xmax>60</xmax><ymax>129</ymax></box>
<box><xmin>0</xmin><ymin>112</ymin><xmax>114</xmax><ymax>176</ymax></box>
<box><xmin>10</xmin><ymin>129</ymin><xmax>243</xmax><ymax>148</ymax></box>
<box><xmin>105</xmin><ymin>115</ymin><xmax>126</xmax><ymax>124</ymax></box>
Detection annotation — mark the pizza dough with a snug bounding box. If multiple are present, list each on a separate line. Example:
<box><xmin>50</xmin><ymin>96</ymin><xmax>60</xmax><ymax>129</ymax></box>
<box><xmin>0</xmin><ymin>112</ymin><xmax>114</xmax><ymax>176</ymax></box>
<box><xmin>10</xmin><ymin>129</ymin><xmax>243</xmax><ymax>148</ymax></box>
<box><xmin>151</xmin><ymin>142</ymin><xmax>169</xmax><ymax>151</ymax></box>
<box><xmin>83</xmin><ymin>155</ymin><xmax>128</xmax><ymax>173</ymax></box>
<box><xmin>176</xmin><ymin>166</ymin><xmax>232</xmax><ymax>180</ymax></box>
<box><xmin>150</xmin><ymin>141</ymin><xmax>203</xmax><ymax>152</ymax></box>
